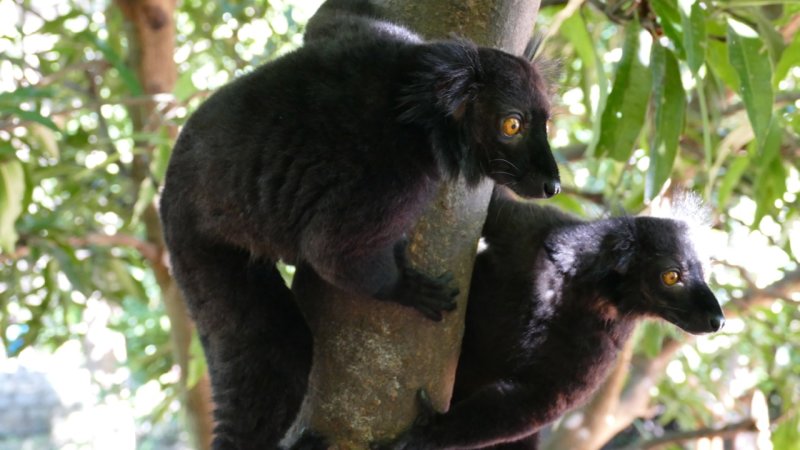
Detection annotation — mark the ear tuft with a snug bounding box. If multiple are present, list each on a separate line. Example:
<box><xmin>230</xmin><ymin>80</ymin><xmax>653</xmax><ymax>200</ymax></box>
<box><xmin>604</xmin><ymin>221</ymin><xmax>636</xmax><ymax>274</ymax></box>
<box><xmin>399</xmin><ymin>39</ymin><xmax>481</xmax><ymax>122</ymax></box>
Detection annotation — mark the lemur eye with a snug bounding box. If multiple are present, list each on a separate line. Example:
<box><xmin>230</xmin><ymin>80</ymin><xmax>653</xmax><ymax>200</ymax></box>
<box><xmin>501</xmin><ymin>115</ymin><xmax>522</xmax><ymax>137</ymax></box>
<box><xmin>661</xmin><ymin>270</ymin><xmax>681</xmax><ymax>286</ymax></box>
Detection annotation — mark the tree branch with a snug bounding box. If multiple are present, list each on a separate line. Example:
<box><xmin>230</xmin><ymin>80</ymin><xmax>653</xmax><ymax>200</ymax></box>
<box><xmin>728</xmin><ymin>268</ymin><xmax>800</xmax><ymax>312</ymax></box>
<box><xmin>67</xmin><ymin>233</ymin><xmax>161</xmax><ymax>266</ymax></box>
<box><xmin>620</xmin><ymin>418</ymin><xmax>758</xmax><ymax>450</ymax></box>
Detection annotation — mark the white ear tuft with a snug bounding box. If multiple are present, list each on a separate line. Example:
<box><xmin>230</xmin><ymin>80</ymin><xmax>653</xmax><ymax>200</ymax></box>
<box><xmin>648</xmin><ymin>190</ymin><xmax>709</xmax><ymax>226</ymax></box>
<box><xmin>649</xmin><ymin>190</ymin><xmax>714</xmax><ymax>272</ymax></box>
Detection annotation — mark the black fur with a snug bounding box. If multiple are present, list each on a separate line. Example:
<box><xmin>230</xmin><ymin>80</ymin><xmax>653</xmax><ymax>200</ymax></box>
<box><xmin>159</xmin><ymin>1</ymin><xmax>560</xmax><ymax>447</ymax></box>
<box><xmin>377</xmin><ymin>191</ymin><xmax>725</xmax><ymax>449</ymax></box>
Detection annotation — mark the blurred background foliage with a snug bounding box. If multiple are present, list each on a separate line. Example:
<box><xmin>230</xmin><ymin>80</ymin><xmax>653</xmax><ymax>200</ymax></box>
<box><xmin>0</xmin><ymin>0</ymin><xmax>798</xmax><ymax>449</ymax></box>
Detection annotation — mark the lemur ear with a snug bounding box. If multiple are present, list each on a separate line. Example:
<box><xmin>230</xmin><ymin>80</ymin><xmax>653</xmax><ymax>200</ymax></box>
<box><xmin>602</xmin><ymin>223</ymin><xmax>635</xmax><ymax>275</ymax></box>
<box><xmin>400</xmin><ymin>40</ymin><xmax>482</xmax><ymax>122</ymax></box>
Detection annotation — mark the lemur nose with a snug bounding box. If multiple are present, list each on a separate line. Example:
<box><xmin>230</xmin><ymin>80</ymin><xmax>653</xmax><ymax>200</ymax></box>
<box><xmin>708</xmin><ymin>314</ymin><xmax>725</xmax><ymax>332</ymax></box>
<box><xmin>544</xmin><ymin>180</ymin><xmax>561</xmax><ymax>198</ymax></box>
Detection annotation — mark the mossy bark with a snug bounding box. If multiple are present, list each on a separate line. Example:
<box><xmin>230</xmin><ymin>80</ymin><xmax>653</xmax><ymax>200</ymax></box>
<box><xmin>289</xmin><ymin>1</ymin><xmax>541</xmax><ymax>448</ymax></box>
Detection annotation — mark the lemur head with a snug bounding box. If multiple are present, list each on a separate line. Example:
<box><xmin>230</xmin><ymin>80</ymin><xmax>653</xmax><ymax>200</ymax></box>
<box><xmin>600</xmin><ymin>217</ymin><xmax>725</xmax><ymax>334</ymax></box>
<box><xmin>400</xmin><ymin>38</ymin><xmax>560</xmax><ymax>199</ymax></box>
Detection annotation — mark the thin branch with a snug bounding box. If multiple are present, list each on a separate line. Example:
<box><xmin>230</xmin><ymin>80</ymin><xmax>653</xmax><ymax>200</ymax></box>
<box><xmin>620</xmin><ymin>418</ymin><xmax>758</xmax><ymax>450</ymax></box>
<box><xmin>782</xmin><ymin>12</ymin><xmax>800</xmax><ymax>42</ymax></box>
<box><xmin>67</xmin><ymin>233</ymin><xmax>161</xmax><ymax>265</ymax></box>
<box><xmin>38</xmin><ymin>61</ymin><xmax>112</xmax><ymax>86</ymax></box>
<box><xmin>728</xmin><ymin>268</ymin><xmax>800</xmax><ymax>312</ymax></box>
<box><xmin>2</xmin><ymin>233</ymin><xmax>161</xmax><ymax>267</ymax></box>
<box><xmin>0</xmin><ymin>246</ymin><xmax>30</xmax><ymax>263</ymax></box>
<box><xmin>722</xmin><ymin>91</ymin><xmax>800</xmax><ymax>116</ymax></box>
<box><xmin>0</xmin><ymin>95</ymin><xmax>180</xmax><ymax>132</ymax></box>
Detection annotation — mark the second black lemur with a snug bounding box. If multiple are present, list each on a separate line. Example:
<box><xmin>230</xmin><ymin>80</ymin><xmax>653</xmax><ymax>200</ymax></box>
<box><xmin>380</xmin><ymin>192</ymin><xmax>725</xmax><ymax>449</ymax></box>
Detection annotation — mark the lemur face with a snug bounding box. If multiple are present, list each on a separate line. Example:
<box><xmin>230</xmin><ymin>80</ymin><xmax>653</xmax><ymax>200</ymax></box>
<box><xmin>632</xmin><ymin>218</ymin><xmax>725</xmax><ymax>334</ymax></box>
<box><xmin>471</xmin><ymin>48</ymin><xmax>560</xmax><ymax>199</ymax></box>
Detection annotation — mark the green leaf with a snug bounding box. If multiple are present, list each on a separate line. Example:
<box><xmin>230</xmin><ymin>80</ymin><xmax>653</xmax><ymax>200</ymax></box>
<box><xmin>595</xmin><ymin>22</ymin><xmax>653</xmax><ymax>161</ymax></box>
<box><xmin>561</xmin><ymin>13</ymin><xmax>606</xmax><ymax>92</ymax></box>
<box><xmin>93</xmin><ymin>36</ymin><xmax>143</xmax><ymax>96</ymax></box>
<box><xmin>753</xmin><ymin>120</ymin><xmax>786</xmax><ymax>225</ymax></box>
<box><xmin>650</xmin><ymin>0</ymin><xmax>685</xmax><ymax>55</ymax></box>
<box><xmin>549</xmin><ymin>194</ymin><xmax>589</xmax><ymax>217</ymax></box>
<box><xmin>647</xmin><ymin>45</ymin><xmax>686</xmax><ymax>200</ymax></box>
<box><xmin>30</xmin><ymin>123</ymin><xmax>60</xmax><ymax>160</ymax></box>
<box><xmin>187</xmin><ymin>330</ymin><xmax>208</xmax><ymax>389</ymax></box>
<box><xmin>727</xmin><ymin>18</ymin><xmax>774</xmax><ymax>149</ymax></box>
<box><xmin>638</xmin><ymin>322</ymin><xmax>665</xmax><ymax>358</ymax></box>
<box><xmin>564</xmin><ymin>10</ymin><xmax>610</xmax><ymax>157</ymax></box>
<box><xmin>679</xmin><ymin>0</ymin><xmax>706</xmax><ymax>74</ymax></box>
<box><xmin>0</xmin><ymin>107</ymin><xmax>59</xmax><ymax>131</ymax></box>
<box><xmin>152</xmin><ymin>137</ymin><xmax>172</xmax><ymax>184</ymax></box>
<box><xmin>174</xmin><ymin>69</ymin><xmax>196</xmax><ymax>101</ymax></box>
<box><xmin>717</xmin><ymin>154</ymin><xmax>750</xmax><ymax>207</ymax></box>
<box><xmin>706</xmin><ymin>38</ymin><xmax>741</xmax><ymax>92</ymax></box>
<box><xmin>752</xmin><ymin>7</ymin><xmax>787</xmax><ymax>66</ymax></box>
<box><xmin>0</xmin><ymin>157</ymin><xmax>26</xmax><ymax>253</ymax></box>
<box><xmin>0</xmin><ymin>86</ymin><xmax>56</xmax><ymax>103</ymax></box>
<box><xmin>772</xmin><ymin>415</ymin><xmax>800</xmax><ymax>450</ymax></box>
<box><xmin>131</xmin><ymin>178</ymin><xmax>156</xmax><ymax>226</ymax></box>
<box><xmin>774</xmin><ymin>33</ymin><xmax>800</xmax><ymax>88</ymax></box>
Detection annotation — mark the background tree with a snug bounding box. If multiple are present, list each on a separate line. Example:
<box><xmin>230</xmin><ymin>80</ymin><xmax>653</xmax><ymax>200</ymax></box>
<box><xmin>0</xmin><ymin>0</ymin><xmax>798</xmax><ymax>449</ymax></box>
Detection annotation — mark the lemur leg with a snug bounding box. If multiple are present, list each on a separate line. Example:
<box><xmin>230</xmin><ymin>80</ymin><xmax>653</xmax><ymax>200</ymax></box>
<box><xmin>169</xmin><ymin>238</ymin><xmax>312</xmax><ymax>449</ymax></box>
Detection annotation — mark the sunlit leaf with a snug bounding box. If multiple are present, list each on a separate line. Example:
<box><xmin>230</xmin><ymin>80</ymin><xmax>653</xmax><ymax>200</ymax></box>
<box><xmin>0</xmin><ymin>157</ymin><xmax>26</xmax><ymax>253</ymax></box>
<box><xmin>0</xmin><ymin>86</ymin><xmax>56</xmax><ymax>102</ymax></box>
<box><xmin>1</xmin><ymin>107</ymin><xmax>59</xmax><ymax>131</ymax></box>
<box><xmin>727</xmin><ymin>18</ymin><xmax>774</xmax><ymax>149</ymax></box>
<box><xmin>717</xmin><ymin>155</ymin><xmax>749</xmax><ymax>207</ymax></box>
<box><xmin>774</xmin><ymin>33</ymin><xmax>800</xmax><ymax>88</ymax></box>
<box><xmin>595</xmin><ymin>22</ymin><xmax>653</xmax><ymax>161</ymax></box>
<box><xmin>706</xmin><ymin>31</ymin><xmax>740</xmax><ymax>92</ymax></box>
<box><xmin>649</xmin><ymin>0</ymin><xmax>685</xmax><ymax>55</ymax></box>
<box><xmin>752</xmin><ymin>7</ymin><xmax>786</xmax><ymax>66</ymax></box>
<box><xmin>187</xmin><ymin>330</ymin><xmax>208</xmax><ymax>389</ymax></box>
<box><xmin>30</xmin><ymin>123</ymin><xmax>60</xmax><ymax>160</ymax></box>
<box><xmin>93</xmin><ymin>36</ymin><xmax>144</xmax><ymax>96</ymax></box>
<box><xmin>679</xmin><ymin>0</ymin><xmax>706</xmax><ymax>74</ymax></box>
<box><xmin>753</xmin><ymin>120</ymin><xmax>786</xmax><ymax>226</ymax></box>
<box><xmin>647</xmin><ymin>45</ymin><xmax>685</xmax><ymax>200</ymax></box>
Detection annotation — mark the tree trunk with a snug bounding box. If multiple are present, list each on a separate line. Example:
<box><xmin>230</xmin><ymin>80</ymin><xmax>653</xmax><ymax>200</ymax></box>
<box><xmin>288</xmin><ymin>1</ymin><xmax>541</xmax><ymax>448</ymax></box>
<box><xmin>114</xmin><ymin>1</ymin><xmax>214</xmax><ymax>449</ymax></box>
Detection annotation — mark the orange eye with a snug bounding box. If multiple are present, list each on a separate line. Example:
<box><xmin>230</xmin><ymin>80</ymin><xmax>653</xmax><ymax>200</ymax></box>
<box><xmin>501</xmin><ymin>116</ymin><xmax>522</xmax><ymax>137</ymax></box>
<box><xmin>661</xmin><ymin>270</ymin><xmax>681</xmax><ymax>286</ymax></box>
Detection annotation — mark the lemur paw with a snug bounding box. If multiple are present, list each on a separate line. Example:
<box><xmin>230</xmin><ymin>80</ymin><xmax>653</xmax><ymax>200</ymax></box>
<box><xmin>391</xmin><ymin>239</ymin><xmax>459</xmax><ymax>321</ymax></box>
<box><xmin>400</xmin><ymin>267</ymin><xmax>459</xmax><ymax>321</ymax></box>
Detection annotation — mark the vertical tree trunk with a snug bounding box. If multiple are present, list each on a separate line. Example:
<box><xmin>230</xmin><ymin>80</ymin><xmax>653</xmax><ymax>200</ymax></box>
<box><xmin>114</xmin><ymin>1</ymin><xmax>214</xmax><ymax>449</ymax></box>
<box><xmin>288</xmin><ymin>1</ymin><xmax>541</xmax><ymax>447</ymax></box>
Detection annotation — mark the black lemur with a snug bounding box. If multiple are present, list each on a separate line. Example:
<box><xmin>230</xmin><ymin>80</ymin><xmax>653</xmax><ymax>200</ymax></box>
<box><xmin>158</xmin><ymin>0</ymin><xmax>560</xmax><ymax>447</ymax></box>
<box><xmin>378</xmin><ymin>191</ymin><xmax>725</xmax><ymax>449</ymax></box>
